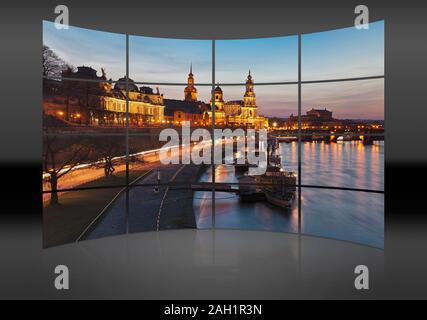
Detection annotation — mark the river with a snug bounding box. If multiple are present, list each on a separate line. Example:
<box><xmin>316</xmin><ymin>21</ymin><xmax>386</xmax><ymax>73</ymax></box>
<box><xmin>193</xmin><ymin>140</ymin><xmax>384</xmax><ymax>248</ymax></box>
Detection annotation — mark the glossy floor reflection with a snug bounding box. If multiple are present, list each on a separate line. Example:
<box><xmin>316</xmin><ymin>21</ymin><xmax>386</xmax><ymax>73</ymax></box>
<box><xmin>37</xmin><ymin>229</ymin><xmax>384</xmax><ymax>299</ymax></box>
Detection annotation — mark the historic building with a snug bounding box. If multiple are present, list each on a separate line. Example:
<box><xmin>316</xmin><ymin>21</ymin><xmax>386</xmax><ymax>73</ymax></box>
<box><xmin>102</xmin><ymin>78</ymin><xmax>164</xmax><ymax>126</ymax></box>
<box><xmin>43</xmin><ymin>65</ymin><xmax>268</xmax><ymax>129</ymax></box>
<box><xmin>205</xmin><ymin>86</ymin><xmax>226</xmax><ymax>125</ymax></box>
<box><xmin>161</xmin><ymin>65</ymin><xmax>210</xmax><ymax>125</ymax></box>
<box><xmin>43</xmin><ymin>66</ymin><xmax>165</xmax><ymax>127</ymax></box>
<box><xmin>163</xmin><ymin>99</ymin><xmax>207</xmax><ymax>125</ymax></box>
<box><xmin>288</xmin><ymin>108</ymin><xmax>338</xmax><ymax>129</ymax></box>
<box><xmin>306</xmin><ymin>108</ymin><xmax>333</xmax><ymax>122</ymax></box>
<box><xmin>184</xmin><ymin>64</ymin><xmax>198</xmax><ymax>102</ymax></box>
<box><xmin>203</xmin><ymin>71</ymin><xmax>268</xmax><ymax>129</ymax></box>
<box><xmin>165</xmin><ymin>66</ymin><xmax>268</xmax><ymax>128</ymax></box>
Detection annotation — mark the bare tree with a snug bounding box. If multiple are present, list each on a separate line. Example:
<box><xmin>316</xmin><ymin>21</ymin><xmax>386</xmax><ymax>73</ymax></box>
<box><xmin>43</xmin><ymin>45</ymin><xmax>75</xmax><ymax>121</ymax></box>
<box><xmin>42</xmin><ymin>45</ymin><xmax>68</xmax><ymax>78</ymax></box>
<box><xmin>91</xmin><ymin>136</ymin><xmax>151</xmax><ymax>179</ymax></box>
<box><xmin>43</xmin><ymin>134</ymin><xmax>91</xmax><ymax>205</ymax></box>
<box><xmin>90</xmin><ymin>136</ymin><xmax>126</xmax><ymax>177</ymax></box>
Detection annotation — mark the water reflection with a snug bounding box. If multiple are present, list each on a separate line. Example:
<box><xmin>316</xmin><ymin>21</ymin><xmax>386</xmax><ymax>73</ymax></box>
<box><xmin>194</xmin><ymin>165</ymin><xmax>299</xmax><ymax>233</ymax></box>
<box><xmin>193</xmin><ymin>141</ymin><xmax>384</xmax><ymax>248</ymax></box>
<box><xmin>302</xmin><ymin>141</ymin><xmax>384</xmax><ymax>190</ymax></box>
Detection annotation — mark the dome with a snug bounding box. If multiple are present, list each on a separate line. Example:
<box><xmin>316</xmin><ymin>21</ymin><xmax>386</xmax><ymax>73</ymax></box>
<box><xmin>214</xmin><ymin>86</ymin><xmax>222</xmax><ymax>93</ymax></box>
<box><xmin>140</xmin><ymin>86</ymin><xmax>154</xmax><ymax>94</ymax></box>
<box><xmin>114</xmin><ymin>76</ymin><xmax>139</xmax><ymax>92</ymax></box>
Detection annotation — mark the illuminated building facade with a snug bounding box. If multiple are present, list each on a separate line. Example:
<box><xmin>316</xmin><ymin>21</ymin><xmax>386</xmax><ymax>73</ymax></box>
<box><xmin>203</xmin><ymin>71</ymin><xmax>268</xmax><ymax>129</ymax></box>
<box><xmin>286</xmin><ymin>108</ymin><xmax>335</xmax><ymax>129</ymax></box>
<box><xmin>184</xmin><ymin>64</ymin><xmax>198</xmax><ymax>102</ymax></box>
<box><xmin>43</xmin><ymin>65</ymin><xmax>268</xmax><ymax>129</ymax></box>
<box><xmin>43</xmin><ymin>66</ymin><xmax>165</xmax><ymax>126</ymax></box>
<box><xmin>101</xmin><ymin>79</ymin><xmax>164</xmax><ymax>126</ymax></box>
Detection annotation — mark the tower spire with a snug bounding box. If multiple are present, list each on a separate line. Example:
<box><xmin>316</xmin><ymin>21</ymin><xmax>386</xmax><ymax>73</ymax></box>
<box><xmin>247</xmin><ymin>69</ymin><xmax>252</xmax><ymax>81</ymax></box>
<box><xmin>244</xmin><ymin>68</ymin><xmax>255</xmax><ymax>106</ymax></box>
<box><xmin>184</xmin><ymin>62</ymin><xmax>197</xmax><ymax>101</ymax></box>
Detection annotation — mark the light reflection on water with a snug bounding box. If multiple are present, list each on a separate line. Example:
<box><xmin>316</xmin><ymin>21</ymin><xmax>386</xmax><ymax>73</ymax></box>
<box><xmin>193</xmin><ymin>141</ymin><xmax>384</xmax><ymax>248</ymax></box>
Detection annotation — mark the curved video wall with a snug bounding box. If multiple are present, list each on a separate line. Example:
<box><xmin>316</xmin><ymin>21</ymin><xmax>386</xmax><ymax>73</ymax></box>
<box><xmin>42</xmin><ymin>20</ymin><xmax>384</xmax><ymax>248</ymax></box>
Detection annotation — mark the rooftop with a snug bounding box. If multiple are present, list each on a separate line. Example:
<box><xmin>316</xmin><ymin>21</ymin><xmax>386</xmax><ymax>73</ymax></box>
<box><xmin>163</xmin><ymin>99</ymin><xmax>207</xmax><ymax>116</ymax></box>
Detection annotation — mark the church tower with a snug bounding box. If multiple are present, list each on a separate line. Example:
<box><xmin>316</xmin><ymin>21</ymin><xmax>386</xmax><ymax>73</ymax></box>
<box><xmin>184</xmin><ymin>63</ymin><xmax>198</xmax><ymax>102</ymax></box>
<box><xmin>207</xmin><ymin>85</ymin><xmax>225</xmax><ymax>125</ymax></box>
<box><xmin>211</xmin><ymin>85</ymin><xmax>224</xmax><ymax>110</ymax></box>
<box><xmin>243</xmin><ymin>70</ymin><xmax>256</xmax><ymax>107</ymax></box>
<box><xmin>241</xmin><ymin>70</ymin><xmax>257</xmax><ymax>120</ymax></box>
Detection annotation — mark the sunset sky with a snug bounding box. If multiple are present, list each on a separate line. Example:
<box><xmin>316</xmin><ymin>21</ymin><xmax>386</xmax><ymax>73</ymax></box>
<box><xmin>43</xmin><ymin>20</ymin><xmax>384</xmax><ymax>119</ymax></box>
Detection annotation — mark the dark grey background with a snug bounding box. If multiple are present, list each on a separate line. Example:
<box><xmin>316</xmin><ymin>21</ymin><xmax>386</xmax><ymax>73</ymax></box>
<box><xmin>0</xmin><ymin>0</ymin><xmax>426</xmax><ymax>299</ymax></box>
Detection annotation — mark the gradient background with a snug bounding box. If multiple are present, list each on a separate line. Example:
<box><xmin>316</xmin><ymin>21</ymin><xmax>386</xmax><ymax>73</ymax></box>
<box><xmin>0</xmin><ymin>0</ymin><xmax>426</xmax><ymax>299</ymax></box>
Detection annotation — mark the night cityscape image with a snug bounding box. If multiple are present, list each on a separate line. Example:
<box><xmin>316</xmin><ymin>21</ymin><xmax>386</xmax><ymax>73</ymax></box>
<box><xmin>42</xmin><ymin>20</ymin><xmax>384</xmax><ymax>249</ymax></box>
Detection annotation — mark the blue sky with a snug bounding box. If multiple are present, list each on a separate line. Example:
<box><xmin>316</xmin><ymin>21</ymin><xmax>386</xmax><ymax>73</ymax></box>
<box><xmin>43</xmin><ymin>21</ymin><xmax>126</xmax><ymax>80</ymax></box>
<box><xmin>216</xmin><ymin>36</ymin><xmax>298</xmax><ymax>83</ymax></box>
<box><xmin>43</xmin><ymin>20</ymin><xmax>384</xmax><ymax>119</ymax></box>
<box><xmin>129</xmin><ymin>36</ymin><xmax>211</xmax><ymax>83</ymax></box>
<box><xmin>302</xmin><ymin>21</ymin><xmax>384</xmax><ymax>80</ymax></box>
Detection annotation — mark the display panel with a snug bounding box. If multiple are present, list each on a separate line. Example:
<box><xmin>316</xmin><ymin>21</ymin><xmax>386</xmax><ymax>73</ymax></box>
<box><xmin>42</xmin><ymin>21</ymin><xmax>384</xmax><ymax>249</ymax></box>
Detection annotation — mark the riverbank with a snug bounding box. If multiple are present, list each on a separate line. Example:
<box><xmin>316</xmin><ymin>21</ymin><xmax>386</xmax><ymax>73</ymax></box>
<box><xmin>43</xmin><ymin>167</ymin><xmax>149</xmax><ymax>247</ymax></box>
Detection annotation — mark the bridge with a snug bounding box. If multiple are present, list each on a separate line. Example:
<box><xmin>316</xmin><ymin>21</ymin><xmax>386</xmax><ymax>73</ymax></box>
<box><xmin>167</xmin><ymin>182</ymin><xmax>260</xmax><ymax>194</ymax></box>
<box><xmin>188</xmin><ymin>183</ymin><xmax>240</xmax><ymax>193</ymax></box>
<box><xmin>270</xmin><ymin>130</ymin><xmax>384</xmax><ymax>145</ymax></box>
